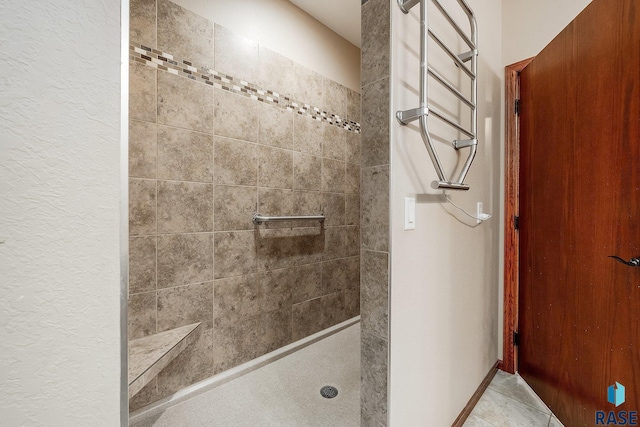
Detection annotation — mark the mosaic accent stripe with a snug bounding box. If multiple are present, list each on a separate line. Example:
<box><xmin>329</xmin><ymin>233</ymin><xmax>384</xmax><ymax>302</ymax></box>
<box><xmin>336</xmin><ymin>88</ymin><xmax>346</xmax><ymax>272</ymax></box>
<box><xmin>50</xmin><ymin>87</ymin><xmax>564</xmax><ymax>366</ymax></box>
<box><xmin>129</xmin><ymin>43</ymin><xmax>361</xmax><ymax>134</ymax></box>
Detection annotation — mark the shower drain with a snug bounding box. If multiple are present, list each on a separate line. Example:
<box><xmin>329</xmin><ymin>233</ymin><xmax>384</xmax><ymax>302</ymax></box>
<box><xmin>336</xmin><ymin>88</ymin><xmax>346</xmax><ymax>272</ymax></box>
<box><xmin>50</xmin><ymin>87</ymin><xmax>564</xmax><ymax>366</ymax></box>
<box><xmin>320</xmin><ymin>386</ymin><xmax>338</xmax><ymax>399</ymax></box>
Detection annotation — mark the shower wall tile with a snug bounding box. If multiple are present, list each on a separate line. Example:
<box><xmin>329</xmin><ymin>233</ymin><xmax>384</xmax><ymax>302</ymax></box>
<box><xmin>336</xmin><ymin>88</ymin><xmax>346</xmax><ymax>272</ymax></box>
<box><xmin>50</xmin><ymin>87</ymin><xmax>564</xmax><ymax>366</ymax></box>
<box><xmin>128</xmin><ymin>291</ymin><xmax>157</xmax><ymax>340</ymax></box>
<box><xmin>323</xmin><ymin>78</ymin><xmax>347</xmax><ymax>119</ymax></box>
<box><xmin>213</xmin><ymin>316</ymin><xmax>258</xmax><ymax>374</ymax></box>
<box><xmin>130</xmin><ymin>0</ymin><xmax>157</xmax><ymax>48</ymax></box>
<box><xmin>346</xmin><ymin>256</ymin><xmax>360</xmax><ymax>289</ymax></box>
<box><xmin>256</xmin><ymin>308</ymin><xmax>292</xmax><ymax>355</ymax></box>
<box><xmin>292</xmin><ymin>297</ymin><xmax>323</xmax><ymax>341</ymax></box>
<box><xmin>129</xmin><ymin>377</ymin><xmax>158</xmax><ymax>412</ymax></box>
<box><xmin>157</xmin><ymin>282</ymin><xmax>214</xmax><ymax>331</ymax></box>
<box><xmin>322</xmin><ymin>192</ymin><xmax>345</xmax><ymax>226</ymax></box>
<box><xmin>157</xmin><ymin>72</ymin><xmax>213</xmax><ymax>134</ymax></box>
<box><xmin>346</xmin><ymin>164</ymin><xmax>360</xmax><ymax>194</ymax></box>
<box><xmin>346</xmin><ymin>132</ymin><xmax>362</xmax><ymax>166</ymax></box>
<box><xmin>257</xmin><ymin>46</ymin><xmax>294</xmax><ymax>98</ymax></box>
<box><xmin>293</xmin><ymin>191</ymin><xmax>322</xmax><ymax>216</ymax></box>
<box><xmin>214</xmin><ymin>24</ymin><xmax>258</xmax><ymax>83</ymax></box>
<box><xmin>345</xmin><ymin>226</ymin><xmax>360</xmax><ymax>257</ymax></box>
<box><xmin>361</xmin><ymin>250</ymin><xmax>388</xmax><ymax>340</ymax></box>
<box><xmin>214</xmin><ymin>88</ymin><xmax>260</xmax><ymax>143</ymax></box>
<box><xmin>323</xmin><ymin>258</ymin><xmax>349</xmax><ymax>294</ymax></box>
<box><xmin>361</xmin><ymin>0</ymin><xmax>390</xmax><ymax>87</ymax></box>
<box><xmin>214</xmin><ymin>274</ymin><xmax>261</xmax><ymax>321</ymax></box>
<box><xmin>321</xmin><ymin>291</ymin><xmax>347</xmax><ymax>328</ymax></box>
<box><xmin>258</xmin><ymin>145</ymin><xmax>293</xmax><ymax>189</ymax></box>
<box><xmin>322</xmin><ymin>159</ymin><xmax>346</xmax><ymax>193</ymax></box>
<box><xmin>157</xmin><ymin>233</ymin><xmax>213</xmax><ymax>289</ymax></box>
<box><xmin>256</xmin><ymin>227</ymin><xmax>324</xmax><ymax>272</ymax></box>
<box><xmin>259</xmin><ymin>269</ymin><xmax>293</xmax><ymax>313</ymax></box>
<box><xmin>157</xmin><ymin>328</ymin><xmax>213</xmax><ymax>397</ymax></box>
<box><xmin>130</xmin><ymin>61</ymin><xmax>157</xmax><ymax>123</ymax></box>
<box><xmin>258</xmin><ymin>188</ymin><xmax>293</xmax><ymax>218</ymax></box>
<box><xmin>213</xmin><ymin>137</ymin><xmax>257</xmax><ymax>186</ymax></box>
<box><xmin>362</xmin><ymin>77</ymin><xmax>390</xmax><ymax>167</ymax></box>
<box><xmin>129</xmin><ymin>236</ymin><xmax>157</xmax><ymax>294</ymax></box>
<box><xmin>345</xmin><ymin>286</ymin><xmax>360</xmax><ymax>319</ymax></box>
<box><xmin>259</xmin><ymin>103</ymin><xmax>293</xmax><ymax>149</ymax></box>
<box><xmin>157</xmin><ymin>181</ymin><xmax>213</xmax><ymax>233</ymax></box>
<box><xmin>346</xmin><ymin>194</ymin><xmax>360</xmax><ymax>226</ymax></box>
<box><xmin>293</xmin><ymin>63</ymin><xmax>323</xmax><ymax>109</ymax></box>
<box><xmin>347</xmin><ymin>89</ymin><xmax>362</xmax><ymax>124</ymax></box>
<box><xmin>324</xmin><ymin>227</ymin><xmax>346</xmax><ymax>261</ymax></box>
<box><xmin>361</xmin><ymin>331</ymin><xmax>388</xmax><ymax>426</ymax></box>
<box><xmin>214</xmin><ymin>185</ymin><xmax>256</xmax><ymax>231</ymax></box>
<box><xmin>293</xmin><ymin>153</ymin><xmax>322</xmax><ymax>192</ymax></box>
<box><xmin>291</xmin><ymin>263</ymin><xmax>323</xmax><ymax>304</ymax></box>
<box><xmin>214</xmin><ymin>231</ymin><xmax>258</xmax><ymax>279</ymax></box>
<box><xmin>361</xmin><ymin>165</ymin><xmax>389</xmax><ymax>252</ymax></box>
<box><xmin>157</xmin><ymin>125</ymin><xmax>213</xmax><ymax>182</ymax></box>
<box><xmin>323</xmin><ymin>124</ymin><xmax>346</xmax><ymax>161</ymax></box>
<box><xmin>293</xmin><ymin>114</ymin><xmax>323</xmax><ymax>156</ymax></box>
<box><xmin>157</xmin><ymin>0</ymin><xmax>213</xmax><ymax>68</ymax></box>
<box><xmin>129</xmin><ymin>178</ymin><xmax>157</xmax><ymax>236</ymax></box>
<box><xmin>129</xmin><ymin>120</ymin><xmax>157</xmax><ymax>179</ymax></box>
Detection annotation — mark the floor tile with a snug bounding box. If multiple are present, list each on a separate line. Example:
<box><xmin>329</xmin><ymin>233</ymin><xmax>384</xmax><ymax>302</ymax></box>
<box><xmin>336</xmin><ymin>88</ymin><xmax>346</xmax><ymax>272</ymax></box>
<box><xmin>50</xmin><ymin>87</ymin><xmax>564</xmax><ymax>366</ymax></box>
<box><xmin>471</xmin><ymin>388</ymin><xmax>551</xmax><ymax>427</ymax></box>
<box><xmin>489</xmin><ymin>370</ymin><xmax>551</xmax><ymax>414</ymax></box>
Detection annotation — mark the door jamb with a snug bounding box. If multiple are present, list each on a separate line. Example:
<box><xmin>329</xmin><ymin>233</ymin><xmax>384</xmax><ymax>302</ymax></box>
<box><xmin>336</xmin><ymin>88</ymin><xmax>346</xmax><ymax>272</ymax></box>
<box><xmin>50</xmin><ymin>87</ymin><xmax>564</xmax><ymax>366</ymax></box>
<box><xmin>503</xmin><ymin>57</ymin><xmax>533</xmax><ymax>374</ymax></box>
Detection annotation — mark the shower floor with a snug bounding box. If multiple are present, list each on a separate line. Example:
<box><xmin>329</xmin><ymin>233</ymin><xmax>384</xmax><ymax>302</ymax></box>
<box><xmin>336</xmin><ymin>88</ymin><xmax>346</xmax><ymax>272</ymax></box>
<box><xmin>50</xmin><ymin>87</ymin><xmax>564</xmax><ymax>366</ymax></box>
<box><xmin>130</xmin><ymin>323</ymin><xmax>361</xmax><ymax>427</ymax></box>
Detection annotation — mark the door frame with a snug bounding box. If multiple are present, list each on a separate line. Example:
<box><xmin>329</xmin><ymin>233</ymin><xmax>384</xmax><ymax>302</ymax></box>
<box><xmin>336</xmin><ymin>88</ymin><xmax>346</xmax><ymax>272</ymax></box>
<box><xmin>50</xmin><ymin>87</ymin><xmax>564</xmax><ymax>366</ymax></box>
<box><xmin>502</xmin><ymin>57</ymin><xmax>533</xmax><ymax>374</ymax></box>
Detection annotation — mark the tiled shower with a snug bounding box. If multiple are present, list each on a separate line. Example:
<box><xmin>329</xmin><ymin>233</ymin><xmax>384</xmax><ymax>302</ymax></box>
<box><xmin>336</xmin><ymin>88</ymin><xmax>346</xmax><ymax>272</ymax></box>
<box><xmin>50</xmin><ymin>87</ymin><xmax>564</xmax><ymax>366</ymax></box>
<box><xmin>127</xmin><ymin>0</ymin><xmax>363</xmax><ymax>412</ymax></box>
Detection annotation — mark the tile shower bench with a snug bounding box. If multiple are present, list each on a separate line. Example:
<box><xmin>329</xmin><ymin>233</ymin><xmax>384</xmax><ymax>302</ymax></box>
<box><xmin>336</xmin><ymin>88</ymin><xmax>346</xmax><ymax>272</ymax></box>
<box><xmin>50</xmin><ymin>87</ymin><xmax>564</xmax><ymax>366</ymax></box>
<box><xmin>129</xmin><ymin>323</ymin><xmax>201</xmax><ymax>398</ymax></box>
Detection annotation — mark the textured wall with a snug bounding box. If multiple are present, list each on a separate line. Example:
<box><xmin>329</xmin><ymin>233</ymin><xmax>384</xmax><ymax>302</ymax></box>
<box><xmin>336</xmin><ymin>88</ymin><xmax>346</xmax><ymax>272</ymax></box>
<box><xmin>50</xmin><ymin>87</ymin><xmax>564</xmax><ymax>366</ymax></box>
<box><xmin>0</xmin><ymin>1</ymin><xmax>122</xmax><ymax>425</ymax></box>
<box><xmin>128</xmin><ymin>0</ymin><xmax>361</xmax><ymax>411</ymax></box>
<box><xmin>389</xmin><ymin>0</ymin><xmax>502</xmax><ymax>424</ymax></box>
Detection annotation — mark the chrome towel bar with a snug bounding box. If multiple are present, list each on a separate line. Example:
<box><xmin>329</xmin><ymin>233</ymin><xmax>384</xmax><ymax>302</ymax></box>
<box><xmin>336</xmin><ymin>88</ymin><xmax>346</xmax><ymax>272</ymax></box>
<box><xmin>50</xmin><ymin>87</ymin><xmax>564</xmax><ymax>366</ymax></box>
<box><xmin>252</xmin><ymin>213</ymin><xmax>325</xmax><ymax>225</ymax></box>
<box><xmin>396</xmin><ymin>0</ymin><xmax>478</xmax><ymax>191</ymax></box>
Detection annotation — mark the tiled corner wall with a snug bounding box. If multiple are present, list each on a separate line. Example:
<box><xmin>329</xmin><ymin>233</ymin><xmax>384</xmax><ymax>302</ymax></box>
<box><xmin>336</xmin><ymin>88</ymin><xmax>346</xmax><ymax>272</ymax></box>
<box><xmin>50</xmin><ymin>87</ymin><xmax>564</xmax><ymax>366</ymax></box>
<box><xmin>360</xmin><ymin>0</ymin><xmax>391</xmax><ymax>426</ymax></box>
<box><xmin>127</xmin><ymin>0</ymin><xmax>361</xmax><ymax>411</ymax></box>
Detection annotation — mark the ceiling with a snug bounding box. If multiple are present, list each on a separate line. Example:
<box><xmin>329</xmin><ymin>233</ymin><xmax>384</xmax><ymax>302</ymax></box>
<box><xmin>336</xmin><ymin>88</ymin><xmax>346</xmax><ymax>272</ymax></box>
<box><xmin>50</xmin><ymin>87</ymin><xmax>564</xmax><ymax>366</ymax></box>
<box><xmin>288</xmin><ymin>0</ymin><xmax>361</xmax><ymax>47</ymax></box>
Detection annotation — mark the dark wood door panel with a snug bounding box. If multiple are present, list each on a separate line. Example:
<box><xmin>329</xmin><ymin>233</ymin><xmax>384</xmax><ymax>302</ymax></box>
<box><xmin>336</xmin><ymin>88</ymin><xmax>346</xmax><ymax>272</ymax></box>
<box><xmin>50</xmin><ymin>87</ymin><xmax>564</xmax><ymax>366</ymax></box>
<box><xmin>518</xmin><ymin>0</ymin><xmax>640</xmax><ymax>425</ymax></box>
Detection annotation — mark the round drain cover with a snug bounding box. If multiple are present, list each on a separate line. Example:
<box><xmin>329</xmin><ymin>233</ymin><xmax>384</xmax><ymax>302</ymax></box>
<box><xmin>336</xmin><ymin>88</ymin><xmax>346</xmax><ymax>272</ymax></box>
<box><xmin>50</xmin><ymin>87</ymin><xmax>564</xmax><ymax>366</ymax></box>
<box><xmin>320</xmin><ymin>386</ymin><xmax>338</xmax><ymax>399</ymax></box>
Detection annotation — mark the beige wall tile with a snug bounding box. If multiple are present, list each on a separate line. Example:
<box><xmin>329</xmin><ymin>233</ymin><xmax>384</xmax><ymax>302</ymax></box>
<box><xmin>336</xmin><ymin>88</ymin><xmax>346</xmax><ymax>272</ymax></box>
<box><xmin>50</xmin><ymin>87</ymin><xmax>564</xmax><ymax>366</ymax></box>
<box><xmin>323</xmin><ymin>227</ymin><xmax>346</xmax><ymax>261</ymax></box>
<box><xmin>130</xmin><ymin>61</ymin><xmax>156</xmax><ymax>123</ymax></box>
<box><xmin>259</xmin><ymin>103</ymin><xmax>293</xmax><ymax>149</ymax></box>
<box><xmin>361</xmin><ymin>0</ymin><xmax>390</xmax><ymax>87</ymax></box>
<box><xmin>346</xmin><ymin>194</ymin><xmax>360</xmax><ymax>226</ymax></box>
<box><xmin>214</xmin><ymin>274</ymin><xmax>261</xmax><ymax>321</ymax></box>
<box><xmin>213</xmin><ymin>231</ymin><xmax>258</xmax><ymax>279</ymax></box>
<box><xmin>129</xmin><ymin>377</ymin><xmax>158</xmax><ymax>412</ymax></box>
<box><xmin>361</xmin><ymin>250</ymin><xmax>388</xmax><ymax>341</ymax></box>
<box><xmin>129</xmin><ymin>120</ymin><xmax>157</xmax><ymax>179</ymax></box>
<box><xmin>258</xmin><ymin>188</ymin><xmax>293</xmax><ymax>218</ymax></box>
<box><xmin>129</xmin><ymin>236</ymin><xmax>157</xmax><ymax>294</ymax></box>
<box><xmin>213</xmin><ymin>316</ymin><xmax>257</xmax><ymax>374</ymax></box>
<box><xmin>157</xmin><ymin>181</ymin><xmax>213</xmax><ymax>233</ymax></box>
<box><xmin>346</xmin><ymin>132</ymin><xmax>361</xmax><ymax>165</ymax></box>
<box><xmin>347</xmin><ymin>88</ymin><xmax>361</xmax><ymax>124</ymax></box>
<box><xmin>214</xmin><ymin>136</ymin><xmax>257</xmax><ymax>186</ymax></box>
<box><xmin>321</xmin><ymin>291</ymin><xmax>347</xmax><ymax>329</ymax></box>
<box><xmin>323</xmin><ymin>78</ymin><xmax>347</xmax><ymax>119</ymax></box>
<box><xmin>157</xmin><ymin>282</ymin><xmax>213</xmax><ymax>331</ymax></box>
<box><xmin>256</xmin><ymin>308</ymin><xmax>292</xmax><ymax>355</ymax></box>
<box><xmin>345</xmin><ymin>286</ymin><xmax>360</xmax><ymax>319</ymax></box>
<box><xmin>361</xmin><ymin>331</ymin><xmax>388</xmax><ymax>425</ymax></box>
<box><xmin>256</xmin><ymin>228</ymin><xmax>323</xmax><ymax>272</ymax></box>
<box><xmin>322</xmin><ymin>158</ymin><xmax>346</xmax><ymax>193</ymax></box>
<box><xmin>293</xmin><ymin>191</ymin><xmax>322</xmax><ymax>217</ymax></box>
<box><xmin>214</xmin><ymin>185</ymin><xmax>256</xmax><ymax>231</ymax></box>
<box><xmin>157</xmin><ymin>72</ymin><xmax>213</xmax><ymax>134</ymax></box>
<box><xmin>257</xmin><ymin>46</ymin><xmax>294</xmax><ymax>98</ymax></box>
<box><xmin>323</xmin><ymin>258</ymin><xmax>349</xmax><ymax>294</ymax></box>
<box><xmin>292</xmin><ymin>298</ymin><xmax>323</xmax><ymax>341</ymax></box>
<box><xmin>130</xmin><ymin>0</ymin><xmax>156</xmax><ymax>48</ymax></box>
<box><xmin>128</xmin><ymin>292</ymin><xmax>156</xmax><ymax>340</ymax></box>
<box><xmin>157</xmin><ymin>125</ymin><xmax>213</xmax><ymax>182</ymax></box>
<box><xmin>157</xmin><ymin>0</ymin><xmax>213</xmax><ymax>67</ymax></box>
<box><xmin>259</xmin><ymin>269</ymin><xmax>293</xmax><ymax>314</ymax></box>
<box><xmin>323</xmin><ymin>124</ymin><xmax>346</xmax><ymax>161</ymax></box>
<box><xmin>361</xmin><ymin>165</ymin><xmax>389</xmax><ymax>252</ymax></box>
<box><xmin>293</xmin><ymin>153</ymin><xmax>321</xmax><ymax>192</ymax></box>
<box><xmin>258</xmin><ymin>145</ymin><xmax>293</xmax><ymax>189</ymax></box>
<box><xmin>344</xmin><ymin>226</ymin><xmax>360</xmax><ymax>257</ymax></box>
<box><xmin>129</xmin><ymin>178</ymin><xmax>157</xmax><ymax>236</ymax></box>
<box><xmin>157</xmin><ymin>233</ymin><xmax>213</xmax><ymax>289</ymax></box>
<box><xmin>293</xmin><ymin>114</ymin><xmax>323</xmax><ymax>156</ymax></box>
<box><xmin>322</xmin><ymin>192</ymin><xmax>345</xmax><ymax>226</ymax></box>
<box><xmin>293</xmin><ymin>63</ymin><xmax>323</xmax><ymax>108</ymax></box>
<box><xmin>291</xmin><ymin>263</ymin><xmax>323</xmax><ymax>304</ymax></box>
<box><xmin>362</xmin><ymin>77</ymin><xmax>390</xmax><ymax>167</ymax></box>
<box><xmin>214</xmin><ymin>89</ymin><xmax>259</xmax><ymax>142</ymax></box>
<box><xmin>214</xmin><ymin>24</ymin><xmax>258</xmax><ymax>83</ymax></box>
<box><xmin>345</xmin><ymin>163</ymin><xmax>360</xmax><ymax>194</ymax></box>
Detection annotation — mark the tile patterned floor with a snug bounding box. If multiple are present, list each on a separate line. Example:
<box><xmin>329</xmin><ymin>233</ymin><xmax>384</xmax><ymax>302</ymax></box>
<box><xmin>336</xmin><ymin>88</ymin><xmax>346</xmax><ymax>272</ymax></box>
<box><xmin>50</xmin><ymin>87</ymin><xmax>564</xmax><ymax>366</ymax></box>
<box><xmin>463</xmin><ymin>371</ymin><xmax>564</xmax><ymax>427</ymax></box>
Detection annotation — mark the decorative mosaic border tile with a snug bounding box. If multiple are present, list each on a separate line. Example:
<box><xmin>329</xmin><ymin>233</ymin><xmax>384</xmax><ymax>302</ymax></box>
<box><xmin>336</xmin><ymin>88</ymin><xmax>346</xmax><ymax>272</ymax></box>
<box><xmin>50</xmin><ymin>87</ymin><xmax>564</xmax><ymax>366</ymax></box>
<box><xmin>129</xmin><ymin>43</ymin><xmax>361</xmax><ymax>134</ymax></box>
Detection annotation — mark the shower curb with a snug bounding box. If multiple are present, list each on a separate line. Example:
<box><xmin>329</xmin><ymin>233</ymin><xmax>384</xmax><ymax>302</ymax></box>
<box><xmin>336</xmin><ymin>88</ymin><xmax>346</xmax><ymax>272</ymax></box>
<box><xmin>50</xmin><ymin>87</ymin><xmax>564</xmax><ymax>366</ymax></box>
<box><xmin>129</xmin><ymin>316</ymin><xmax>361</xmax><ymax>424</ymax></box>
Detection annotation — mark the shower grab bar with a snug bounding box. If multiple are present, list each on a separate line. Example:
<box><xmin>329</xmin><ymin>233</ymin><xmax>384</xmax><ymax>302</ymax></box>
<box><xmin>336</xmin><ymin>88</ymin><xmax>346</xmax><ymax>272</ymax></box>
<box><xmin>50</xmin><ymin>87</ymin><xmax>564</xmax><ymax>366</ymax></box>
<box><xmin>252</xmin><ymin>213</ymin><xmax>325</xmax><ymax>225</ymax></box>
<box><xmin>396</xmin><ymin>0</ymin><xmax>478</xmax><ymax>191</ymax></box>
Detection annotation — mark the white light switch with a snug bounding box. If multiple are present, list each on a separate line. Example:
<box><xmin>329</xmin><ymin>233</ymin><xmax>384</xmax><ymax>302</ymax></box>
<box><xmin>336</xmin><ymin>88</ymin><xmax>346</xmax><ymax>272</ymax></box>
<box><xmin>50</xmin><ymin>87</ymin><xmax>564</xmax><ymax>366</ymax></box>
<box><xmin>404</xmin><ymin>197</ymin><xmax>416</xmax><ymax>230</ymax></box>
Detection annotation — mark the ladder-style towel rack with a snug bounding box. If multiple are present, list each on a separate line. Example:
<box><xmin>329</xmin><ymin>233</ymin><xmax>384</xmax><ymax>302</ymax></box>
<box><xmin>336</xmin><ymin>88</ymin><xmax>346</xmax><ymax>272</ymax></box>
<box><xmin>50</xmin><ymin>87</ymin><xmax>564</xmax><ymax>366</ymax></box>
<box><xmin>396</xmin><ymin>0</ymin><xmax>478</xmax><ymax>191</ymax></box>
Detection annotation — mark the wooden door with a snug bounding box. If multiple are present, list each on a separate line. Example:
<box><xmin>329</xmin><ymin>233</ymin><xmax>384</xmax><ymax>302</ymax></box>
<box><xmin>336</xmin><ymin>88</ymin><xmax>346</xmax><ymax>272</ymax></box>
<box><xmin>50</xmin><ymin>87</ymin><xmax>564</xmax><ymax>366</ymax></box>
<box><xmin>518</xmin><ymin>0</ymin><xmax>640</xmax><ymax>424</ymax></box>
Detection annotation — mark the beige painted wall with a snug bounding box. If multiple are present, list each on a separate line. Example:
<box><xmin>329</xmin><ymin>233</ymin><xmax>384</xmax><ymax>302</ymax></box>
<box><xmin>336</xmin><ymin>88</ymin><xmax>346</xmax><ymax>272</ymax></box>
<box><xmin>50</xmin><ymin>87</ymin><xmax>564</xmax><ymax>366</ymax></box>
<box><xmin>171</xmin><ymin>0</ymin><xmax>361</xmax><ymax>91</ymax></box>
<box><xmin>0</xmin><ymin>1</ymin><xmax>122</xmax><ymax>425</ymax></box>
<box><xmin>502</xmin><ymin>0</ymin><xmax>592</xmax><ymax>65</ymax></box>
<box><xmin>389</xmin><ymin>0</ymin><xmax>503</xmax><ymax>424</ymax></box>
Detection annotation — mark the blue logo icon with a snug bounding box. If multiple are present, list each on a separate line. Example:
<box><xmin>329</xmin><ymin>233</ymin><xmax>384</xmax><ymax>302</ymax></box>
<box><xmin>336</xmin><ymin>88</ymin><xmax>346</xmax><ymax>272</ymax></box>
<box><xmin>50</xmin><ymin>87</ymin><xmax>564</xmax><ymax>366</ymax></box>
<box><xmin>608</xmin><ymin>382</ymin><xmax>626</xmax><ymax>407</ymax></box>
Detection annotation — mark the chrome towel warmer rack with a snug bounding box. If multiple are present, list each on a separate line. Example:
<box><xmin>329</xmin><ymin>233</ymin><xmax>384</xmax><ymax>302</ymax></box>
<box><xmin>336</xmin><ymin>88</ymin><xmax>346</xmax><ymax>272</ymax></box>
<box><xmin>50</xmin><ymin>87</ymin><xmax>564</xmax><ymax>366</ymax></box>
<box><xmin>396</xmin><ymin>0</ymin><xmax>478</xmax><ymax>191</ymax></box>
